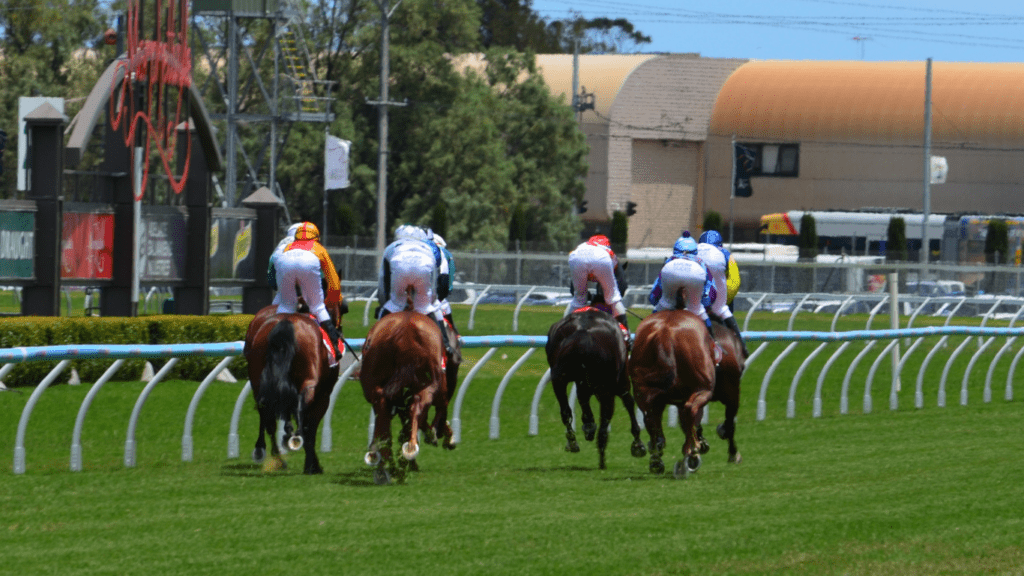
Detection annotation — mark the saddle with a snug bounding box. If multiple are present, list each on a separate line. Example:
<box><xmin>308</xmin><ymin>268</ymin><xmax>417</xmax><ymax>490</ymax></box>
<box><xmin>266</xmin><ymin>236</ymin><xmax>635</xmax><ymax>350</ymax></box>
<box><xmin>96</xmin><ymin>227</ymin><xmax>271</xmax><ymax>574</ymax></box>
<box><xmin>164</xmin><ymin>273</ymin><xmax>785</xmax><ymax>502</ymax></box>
<box><xmin>572</xmin><ymin>305</ymin><xmax>631</xmax><ymax>348</ymax></box>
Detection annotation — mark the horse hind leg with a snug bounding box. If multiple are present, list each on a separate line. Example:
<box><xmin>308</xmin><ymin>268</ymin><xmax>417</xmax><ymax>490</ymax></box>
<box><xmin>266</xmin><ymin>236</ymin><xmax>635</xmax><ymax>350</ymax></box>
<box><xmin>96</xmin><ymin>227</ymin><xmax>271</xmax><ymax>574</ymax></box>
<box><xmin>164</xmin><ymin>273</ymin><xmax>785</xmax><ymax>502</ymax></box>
<box><xmin>579</xmin><ymin>390</ymin><xmax>597</xmax><ymax>442</ymax></box>
<box><xmin>551</xmin><ymin>379</ymin><xmax>579</xmax><ymax>453</ymax></box>
<box><xmin>596</xmin><ymin>397</ymin><xmax>615</xmax><ymax>470</ymax></box>
<box><xmin>618</xmin><ymin>391</ymin><xmax>647</xmax><ymax>458</ymax></box>
<box><xmin>718</xmin><ymin>401</ymin><xmax>741</xmax><ymax>464</ymax></box>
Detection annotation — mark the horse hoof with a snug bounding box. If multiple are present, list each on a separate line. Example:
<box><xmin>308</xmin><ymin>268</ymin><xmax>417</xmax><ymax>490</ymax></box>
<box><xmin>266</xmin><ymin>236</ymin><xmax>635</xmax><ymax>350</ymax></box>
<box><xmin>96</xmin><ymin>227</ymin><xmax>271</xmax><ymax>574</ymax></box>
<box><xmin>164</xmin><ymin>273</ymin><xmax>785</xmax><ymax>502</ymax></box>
<box><xmin>699</xmin><ymin>439</ymin><xmax>710</xmax><ymax>455</ymax></box>
<box><xmin>673</xmin><ymin>459</ymin><xmax>690</xmax><ymax>479</ymax></box>
<box><xmin>583</xmin><ymin>423</ymin><xmax>597</xmax><ymax>442</ymax></box>
<box><xmin>729</xmin><ymin>452</ymin><xmax>742</xmax><ymax>464</ymax></box>
<box><xmin>566</xmin><ymin>441</ymin><xmax>580</xmax><ymax>453</ymax></box>
<box><xmin>252</xmin><ymin>447</ymin><xmax>265</xmax><ymax>463</ymax></box>
<box><xmin>716</xmin><ymin>423</ymin><xmax>729</xmax><ymax>440</ymax></box>
<box><xmin>372</xmin><ymin>464</ymin><xmax>391</xmax><ymax>485</ymax></box>
<box><xmin>401</xmin><ymin>441</ymin><xmax>419</xmax><ymax>460</ymax></box>
<box><xmin>364</xmin><ymin>451</ymin><xmax>381</xmax><ymax>466</ymax></box>
<box><xmin>631</xmin><ymin>441</ymin><xmax>647</xmax><ymax>458</ymax></box>
<box><xmin>686</xmin><ymin>453</ymin><xmax>702</xmax><ymax>473</ymax></box>
<box><xmin>288</xmin><ymin>435</ymin><xmax>304</xmax><ymax>451</ymax></box>
<box><xmin>649</xmin><ymin>459</ymin><xmax>665</xmax><ymax>474</ymax></box>
<box><xmin>442</xmin><ymin>439</ymin><xmax>457</xmax><ymax>451</ymax></box>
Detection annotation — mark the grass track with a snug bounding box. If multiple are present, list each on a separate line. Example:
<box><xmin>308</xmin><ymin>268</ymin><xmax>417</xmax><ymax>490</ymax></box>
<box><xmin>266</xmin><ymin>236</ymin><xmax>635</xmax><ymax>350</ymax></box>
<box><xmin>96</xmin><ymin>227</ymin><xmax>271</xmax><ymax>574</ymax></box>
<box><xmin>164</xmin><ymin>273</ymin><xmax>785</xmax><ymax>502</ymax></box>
<box><xmin>2</xmin><ymin>306</ymin><xmax>1023</xmax><ymax>575</ymax></box>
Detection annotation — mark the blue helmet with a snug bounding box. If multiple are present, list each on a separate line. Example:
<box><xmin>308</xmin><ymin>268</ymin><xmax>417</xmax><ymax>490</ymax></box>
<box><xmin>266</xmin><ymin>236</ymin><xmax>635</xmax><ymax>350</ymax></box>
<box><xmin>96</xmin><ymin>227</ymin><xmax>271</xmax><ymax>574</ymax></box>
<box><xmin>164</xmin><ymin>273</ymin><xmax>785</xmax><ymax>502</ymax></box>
<box><xmin>699</xmin><ymin>230</ymin><xmax>723</xmax><ymax>248</ymax></box>
<box><xmin>672</xmin><ymin>231</ymin><xmax>698</xmax><ymax>257</ymax></box>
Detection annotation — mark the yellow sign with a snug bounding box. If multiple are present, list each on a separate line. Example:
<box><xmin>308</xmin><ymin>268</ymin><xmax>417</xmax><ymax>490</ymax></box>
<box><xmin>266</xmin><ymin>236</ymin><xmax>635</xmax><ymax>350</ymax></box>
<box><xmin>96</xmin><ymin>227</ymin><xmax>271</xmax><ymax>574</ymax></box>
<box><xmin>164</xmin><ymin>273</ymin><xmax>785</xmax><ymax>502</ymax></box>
<box><xmin>233</xmin><ymin>222</ymin><xmax>252</xmax><ymax>275</ymax></box>
<box><xmin>209</xmin><ymin>220</ymin><xmax>219</xmax><ymax>258</ymax></box>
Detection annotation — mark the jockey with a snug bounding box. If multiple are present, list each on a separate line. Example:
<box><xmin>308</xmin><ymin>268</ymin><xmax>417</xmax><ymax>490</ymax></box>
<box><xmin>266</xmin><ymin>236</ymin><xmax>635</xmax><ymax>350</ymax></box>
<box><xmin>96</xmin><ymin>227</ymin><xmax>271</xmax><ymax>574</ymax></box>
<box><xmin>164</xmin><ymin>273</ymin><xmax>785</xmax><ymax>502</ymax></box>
<box><xmin>377</xmin><ymin>224</ymin><xmax>452</xmax><ymax>355</ymax></box>
<box><xmin>268</xmin><ymin>222</ymin><xmax>343</xmax><ymax>357</ymax></box>
<box><xmin>432</xmin><ymin>232</ymin><xmax>459</xmax><ymax>336</ymax></box>
<box><xmin>270</xmin><ymin>222</ymin><xmax>301</xmax><ymax>306</ymax></box>
<box><xmin>648</xmin><ymin>231</ymin><xmax>717</xmax><ymax>341</ymax></box>
<box><xmin>699</xmin><ymin>230</ymin><xmax>748</xmax><ymax>356</ymax></box>
<box><xmin>568</xmin><ymin>234</ymin><xmax>629</xmax><ymax>334</ymax></box>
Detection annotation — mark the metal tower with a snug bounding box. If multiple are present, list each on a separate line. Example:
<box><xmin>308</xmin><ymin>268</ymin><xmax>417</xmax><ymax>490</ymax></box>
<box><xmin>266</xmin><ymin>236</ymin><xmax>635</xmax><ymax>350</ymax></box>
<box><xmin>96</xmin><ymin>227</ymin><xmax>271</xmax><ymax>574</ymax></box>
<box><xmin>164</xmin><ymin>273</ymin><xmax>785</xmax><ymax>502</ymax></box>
<box><xmin>191</xmin><ymin>0</ymin><xmax>335</xmax><ymax>211</ymax></box>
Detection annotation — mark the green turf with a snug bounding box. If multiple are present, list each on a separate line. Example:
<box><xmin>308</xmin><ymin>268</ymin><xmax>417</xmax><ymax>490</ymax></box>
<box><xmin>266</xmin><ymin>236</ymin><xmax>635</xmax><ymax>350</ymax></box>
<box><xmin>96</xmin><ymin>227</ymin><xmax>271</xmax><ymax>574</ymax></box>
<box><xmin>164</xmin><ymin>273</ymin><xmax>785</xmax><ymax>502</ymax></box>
<box><xmin>1</xmin><ymin>305</ymin><xmax>1022</xmax><ymax>575</ymax></box>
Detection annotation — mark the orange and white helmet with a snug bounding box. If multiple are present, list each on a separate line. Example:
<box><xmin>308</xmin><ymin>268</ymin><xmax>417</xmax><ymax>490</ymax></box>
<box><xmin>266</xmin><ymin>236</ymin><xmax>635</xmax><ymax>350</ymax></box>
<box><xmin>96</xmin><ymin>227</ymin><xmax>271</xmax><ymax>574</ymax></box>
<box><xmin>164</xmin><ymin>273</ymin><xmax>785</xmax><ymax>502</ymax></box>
<box><xmin>294</xmin><ymin>222</ymin><xmax>320</xmax><ymax>241</ymax></box>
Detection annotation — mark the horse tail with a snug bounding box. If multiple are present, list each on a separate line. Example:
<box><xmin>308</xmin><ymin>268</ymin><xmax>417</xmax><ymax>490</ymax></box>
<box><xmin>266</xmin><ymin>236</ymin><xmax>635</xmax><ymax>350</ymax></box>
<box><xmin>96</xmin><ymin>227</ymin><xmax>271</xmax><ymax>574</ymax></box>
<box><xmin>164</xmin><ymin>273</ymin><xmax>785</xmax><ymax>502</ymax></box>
<box><xmin>259</xmin><ymin>320</ymin><xmax>299</xmax><ymax>423</ymax></box>
<box><xmin>404</xmin><ymin>285</ymin><xmax>415</xmax><ymax>312</ymax></box>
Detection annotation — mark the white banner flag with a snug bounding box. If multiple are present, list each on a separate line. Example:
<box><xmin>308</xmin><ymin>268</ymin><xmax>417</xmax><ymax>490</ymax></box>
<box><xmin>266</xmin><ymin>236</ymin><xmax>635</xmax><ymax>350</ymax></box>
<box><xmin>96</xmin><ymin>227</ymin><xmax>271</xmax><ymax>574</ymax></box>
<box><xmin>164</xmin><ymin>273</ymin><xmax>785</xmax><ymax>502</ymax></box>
<box><xmin>324</xmin><ymin>135</ymin><xmax>351</xmax><ymax>190</ymax></box>
<box><xmin>930</xmin><ymin>155</ymin><xmax>948</xmax><ymax>185</ymax></box>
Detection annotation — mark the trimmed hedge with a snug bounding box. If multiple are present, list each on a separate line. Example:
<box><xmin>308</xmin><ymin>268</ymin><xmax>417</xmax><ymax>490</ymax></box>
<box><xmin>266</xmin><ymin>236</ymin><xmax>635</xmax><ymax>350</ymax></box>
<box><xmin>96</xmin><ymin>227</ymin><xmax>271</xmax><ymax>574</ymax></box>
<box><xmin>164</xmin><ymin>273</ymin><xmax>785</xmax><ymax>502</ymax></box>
<box><xmin>0</xmin><ymin>315</ymin><xmax>253</xmax><ymax>387</ymax></box>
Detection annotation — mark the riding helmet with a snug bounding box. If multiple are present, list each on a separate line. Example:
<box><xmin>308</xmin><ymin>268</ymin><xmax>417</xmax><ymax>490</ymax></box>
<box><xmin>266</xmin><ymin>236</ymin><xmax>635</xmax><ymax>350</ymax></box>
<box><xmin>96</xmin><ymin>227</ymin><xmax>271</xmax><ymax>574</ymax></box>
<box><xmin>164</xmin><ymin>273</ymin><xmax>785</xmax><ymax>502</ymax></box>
<box><xmin>587</xmin><ymin>234</ymin><xmax>611</xmax><ymax>248</ymax></box>
<box><xmin>294</xmin><ymin>222</ymin><xmax>320</xmax><ymax>241</ymax></box>
<box><xmin>699</xmin><ymin>230</ymin><xmax>724</xmax><ymax>248</ymax></box>
<box><xmin>673</xmin><ymin>231</ymin><xmax>698</xmax><ymax>257</ymax></box>
<box><xmin>394</xmin><ymin>224</ymin><xmax>429</xmax><ymax>241</ymax></box>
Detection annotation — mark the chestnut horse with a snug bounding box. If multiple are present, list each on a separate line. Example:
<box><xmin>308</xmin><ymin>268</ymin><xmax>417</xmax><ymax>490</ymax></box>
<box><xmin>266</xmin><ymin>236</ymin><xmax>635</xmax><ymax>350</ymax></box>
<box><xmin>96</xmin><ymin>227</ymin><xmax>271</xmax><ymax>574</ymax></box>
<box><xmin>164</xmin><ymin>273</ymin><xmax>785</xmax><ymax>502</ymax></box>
<box><xmin>360</xmin><ymin>310</ymin><xmax>457</xmax><ymax>484</ymax></box>
<box><xmin>545</xmin><ymin>309</ymin><xmax>646</xmax><ymax>469</ymax></box>
<box><xmin>244</xmin><ymin>302</ymin><xmax>341</xmax><ymax>474</ymax></box>
<box><xmin>701</xmin><ymin>319</ymin><xmax>745</xmax><ymax>464</ymax></box>
<box><xmin>628</xmin><ymin>309</ymin><xmax>716</xmax><ymax>478</ymax></box>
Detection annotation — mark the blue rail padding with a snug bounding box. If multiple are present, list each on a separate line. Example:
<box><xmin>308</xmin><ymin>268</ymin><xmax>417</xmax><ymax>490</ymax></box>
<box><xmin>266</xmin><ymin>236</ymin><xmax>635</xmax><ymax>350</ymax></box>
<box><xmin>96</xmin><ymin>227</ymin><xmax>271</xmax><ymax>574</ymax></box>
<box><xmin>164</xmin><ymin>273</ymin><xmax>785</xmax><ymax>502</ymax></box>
<box><xmin>744</xmin><ymin>327</ymin><xmax>1024</xmax><ymax>342</ymax></box>
<box><xmin>0</xmin><ymin>342</ymin><xmax>246</xmax><ymax>364</ymax></box>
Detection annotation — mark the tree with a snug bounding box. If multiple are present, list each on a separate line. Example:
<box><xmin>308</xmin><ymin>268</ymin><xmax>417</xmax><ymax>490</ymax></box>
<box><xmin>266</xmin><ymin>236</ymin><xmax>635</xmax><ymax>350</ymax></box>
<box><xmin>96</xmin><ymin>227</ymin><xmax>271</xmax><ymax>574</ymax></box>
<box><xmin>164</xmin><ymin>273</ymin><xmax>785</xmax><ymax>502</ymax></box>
<box><xmin>477</xmin><ymin>1</ymin><xmax>650</xmax><ymax>54</ymax></box>
<box><xmin>798</xmin><ymin>213</ymin><xmax>818</xmax><ymax>261</ymax></box>
<box><xmin>702</xmin><ymin>211</ymin><xmax>723</xmax><ymax>234</ymax></box>
<box><xmin>0</xmin><ymin>0</ymin><xmax>109</xmax><ymax>195</ymax></box>
<box><xmin>985</xmin><ymin>219</ymin><xmax>1009</xmax><ymax>264</ymax></box>
<box><xmin>886</xmin><ymin>217</ymin><xmax>908</xmax><ymax>262</ymax></box>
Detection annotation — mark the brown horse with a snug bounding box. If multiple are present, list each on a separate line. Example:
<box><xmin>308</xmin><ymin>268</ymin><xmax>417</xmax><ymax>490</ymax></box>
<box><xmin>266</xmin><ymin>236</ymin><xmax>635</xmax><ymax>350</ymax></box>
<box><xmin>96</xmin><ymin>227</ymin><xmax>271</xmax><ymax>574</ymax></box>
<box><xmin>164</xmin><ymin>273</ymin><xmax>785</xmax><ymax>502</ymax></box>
<box><xmin>360</xmin><ymin>310</ymin><xmax>455</xmax><ymax>484</ymax></box>
<box><xmin>628</xmin><ymin>309</ymin><xmax>716</xmax><ymax>478</ymax></box>
<box><xmin>545</xmin><ymin>309</ymin><xmax>646</xmax><ymax>469</ymax></box>
<box><xmin>701</xmin><ymin>319</ymin><xmax>745</xmax><ymax>464</ymax></box>
<box><xmin>244</xmin><ymin>302</ymin><xmax>341</xmax><ymax>474</ymax></box>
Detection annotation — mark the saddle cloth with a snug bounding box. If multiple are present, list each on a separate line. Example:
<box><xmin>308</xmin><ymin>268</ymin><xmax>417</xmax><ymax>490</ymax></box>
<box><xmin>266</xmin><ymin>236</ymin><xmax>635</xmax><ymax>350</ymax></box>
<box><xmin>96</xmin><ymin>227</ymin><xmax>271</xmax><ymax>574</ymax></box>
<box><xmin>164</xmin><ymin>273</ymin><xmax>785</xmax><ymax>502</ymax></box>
<box><xmin>312</xmin><ymin>315</ymin><xmax>343</xmax><ymax>367</ymax></box>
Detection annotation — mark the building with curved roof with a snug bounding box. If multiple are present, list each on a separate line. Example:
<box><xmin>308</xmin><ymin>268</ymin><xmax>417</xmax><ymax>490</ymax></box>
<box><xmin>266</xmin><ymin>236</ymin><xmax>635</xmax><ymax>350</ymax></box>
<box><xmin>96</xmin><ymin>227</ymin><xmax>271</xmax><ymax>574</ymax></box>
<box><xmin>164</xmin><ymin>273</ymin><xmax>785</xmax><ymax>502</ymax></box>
<box><xmin>533</xmin><ymin>55</ymin><xmax>1024</xmax><ymax>249</ymax></box>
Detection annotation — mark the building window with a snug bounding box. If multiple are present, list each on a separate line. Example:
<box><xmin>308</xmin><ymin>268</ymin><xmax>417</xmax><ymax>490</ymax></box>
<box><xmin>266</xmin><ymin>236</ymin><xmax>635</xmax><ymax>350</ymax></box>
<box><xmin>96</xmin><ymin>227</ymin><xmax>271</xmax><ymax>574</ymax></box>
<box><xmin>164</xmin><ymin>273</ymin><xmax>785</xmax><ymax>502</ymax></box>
<box><xmin>742</xmin><ymin>143</ymin><xmax>799</xmax><ymax>177</ymax></box>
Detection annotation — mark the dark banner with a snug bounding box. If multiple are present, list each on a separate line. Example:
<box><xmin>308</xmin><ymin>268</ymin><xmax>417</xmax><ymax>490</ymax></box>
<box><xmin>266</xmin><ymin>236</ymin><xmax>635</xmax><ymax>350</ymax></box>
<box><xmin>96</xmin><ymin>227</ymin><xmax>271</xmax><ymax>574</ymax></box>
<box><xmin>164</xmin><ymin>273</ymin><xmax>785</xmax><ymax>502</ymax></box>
<box><xmin>61</xmin><ymin>212</ymin><xmax>114</xmax><ymax>280</ymax></box>
<box><xmin>210</xmin><ymin>216</ymin><xmax>255</xmax><ymax>280</ymax></box>
<box><xmin>140</xmin><ymin>210</ymin><xmax>188</xmax><ymax>281</ymax></box>
<box><xmin>0</xmin><ymin>211</ymin><xmax>34</xmax><ymax>279</ymax></box>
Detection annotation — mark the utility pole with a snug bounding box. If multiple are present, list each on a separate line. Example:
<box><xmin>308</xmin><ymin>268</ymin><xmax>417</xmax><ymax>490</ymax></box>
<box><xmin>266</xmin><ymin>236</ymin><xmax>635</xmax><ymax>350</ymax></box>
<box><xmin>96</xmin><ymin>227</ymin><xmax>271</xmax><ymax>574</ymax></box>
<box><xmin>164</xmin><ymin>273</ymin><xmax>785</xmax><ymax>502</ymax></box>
<box><xmin>922</xmin><ymin>58</ymin><xmax>933</xmax><ymax>269</ymax></box>
<box><xmin>369</xmin><ymin>0</ymin><xmax>406</xmax><ymax>253</ymax></box>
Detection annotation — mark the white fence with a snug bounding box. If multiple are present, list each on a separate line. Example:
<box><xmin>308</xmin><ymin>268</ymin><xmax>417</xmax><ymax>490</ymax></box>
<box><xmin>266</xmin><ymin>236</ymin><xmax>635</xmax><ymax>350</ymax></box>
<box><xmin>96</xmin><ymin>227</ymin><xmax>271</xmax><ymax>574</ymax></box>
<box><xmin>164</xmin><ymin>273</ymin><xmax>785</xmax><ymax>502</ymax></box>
<box><xmin>5</xmin><ymin>323</ymin><xmax>1024</xmax><ymax>474</ymax></box>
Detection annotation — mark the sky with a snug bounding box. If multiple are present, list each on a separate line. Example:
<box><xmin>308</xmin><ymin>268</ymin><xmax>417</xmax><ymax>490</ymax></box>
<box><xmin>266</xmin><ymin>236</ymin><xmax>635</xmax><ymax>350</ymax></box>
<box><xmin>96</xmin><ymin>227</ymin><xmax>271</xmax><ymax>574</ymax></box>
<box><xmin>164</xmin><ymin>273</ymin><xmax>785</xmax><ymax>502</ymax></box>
<box><xmin>529</xmin><ymin>0</ymin><xmax>1024</xmax><ymax>63</ymax></box>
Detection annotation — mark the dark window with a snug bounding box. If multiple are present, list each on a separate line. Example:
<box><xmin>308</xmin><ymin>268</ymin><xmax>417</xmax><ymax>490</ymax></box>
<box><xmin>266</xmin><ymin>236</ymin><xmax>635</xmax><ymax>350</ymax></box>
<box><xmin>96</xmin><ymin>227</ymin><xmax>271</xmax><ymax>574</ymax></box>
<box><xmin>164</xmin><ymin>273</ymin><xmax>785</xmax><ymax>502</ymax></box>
<box><xmin>746</xmin><ymin>143</ymin><xmax>799</xmax><ymax>177</ymax></box>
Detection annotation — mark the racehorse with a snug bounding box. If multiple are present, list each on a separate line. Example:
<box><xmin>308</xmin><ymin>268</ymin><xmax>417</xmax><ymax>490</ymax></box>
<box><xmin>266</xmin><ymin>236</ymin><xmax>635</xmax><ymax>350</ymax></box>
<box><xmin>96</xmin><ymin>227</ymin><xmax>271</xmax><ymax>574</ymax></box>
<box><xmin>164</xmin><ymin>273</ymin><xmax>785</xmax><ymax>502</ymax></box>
<box><xmin>545</xmin><ymin>310</ymin><xmax>646</xmax><ymax>469</ymax></box>
<box><xmin>360</xmin><ymin>308</ymin><xmax>456</xmax><ymax>484</ymax></box>
<box><xmin>243</xmin><ymin>301</ymin><xmax>342</xmax><ymax>474</ymax></box>
<box><xmin>628</xmin><ymin>309</ymin><xmax>716</xmax><ymax>478</ymax></box>
<box><xmin>700</xmin><ymin>319</ymin><xmax>745</xmax><ymax>463</ymax></box>
<box><xmin>545</xmin><ymin>259</ymin><xmax>645</xmax><ymax>470</ymax></box>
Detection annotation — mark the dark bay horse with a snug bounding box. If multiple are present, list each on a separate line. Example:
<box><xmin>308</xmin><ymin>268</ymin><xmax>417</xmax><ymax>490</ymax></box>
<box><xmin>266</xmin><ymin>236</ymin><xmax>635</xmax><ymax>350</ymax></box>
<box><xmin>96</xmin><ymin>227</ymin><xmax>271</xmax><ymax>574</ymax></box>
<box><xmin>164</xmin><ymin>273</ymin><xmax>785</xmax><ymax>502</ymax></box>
<box><xmin>702</xmin><ymin>319</ymin><xmax>745</xmax><ymax>464</ymax></box>
<box><xmin>545</xmin><ymin>309</ymin><xmax>646</xmax><ymax>469</ymax></box>
<box><xmin>628</xmin><ymin>309</ymin><xmax>716</xmax><ymax>478</ymax></box>
<box><xmin>244</xmin><ymin>302</ymin><xmax>341</xmax><ymax>474</ymax></box>
<box><xmin>360</xmin><ymin>310</ymin><xmax>456</xmax><ymax>484</ymax></box>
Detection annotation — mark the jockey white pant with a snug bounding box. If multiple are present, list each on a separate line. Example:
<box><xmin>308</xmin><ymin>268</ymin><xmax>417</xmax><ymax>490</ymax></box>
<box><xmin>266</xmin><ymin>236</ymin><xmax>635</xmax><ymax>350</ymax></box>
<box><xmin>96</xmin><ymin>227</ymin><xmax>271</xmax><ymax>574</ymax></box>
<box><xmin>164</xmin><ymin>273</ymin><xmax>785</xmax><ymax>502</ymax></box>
<box><xmin>383</xmin><ymin>246</ymin><xmax>441</xmax><ymax>318</ymax></box>
<box><xmin>275</xmin><ymin>249</ymin><xmax>330</xmax><ymax>323</ymax></box>
<box><xmin>439</xmin><ymin>299</ymin><xmax>452</xmax><ymax>317</ymax></box>
<box><xmin>568</xmin><ymin>243</ymin><xmax>626</xmax><ymax>316</ymax></box>
<box><xmin>652</xmin><ymin>257</ymin><xmax>710</xmax><ymax>322</ymax></box>
<box><xmin>698</xmin><ymin>243</ymin><xmax>733</xmax><ymax>320</ymax></box>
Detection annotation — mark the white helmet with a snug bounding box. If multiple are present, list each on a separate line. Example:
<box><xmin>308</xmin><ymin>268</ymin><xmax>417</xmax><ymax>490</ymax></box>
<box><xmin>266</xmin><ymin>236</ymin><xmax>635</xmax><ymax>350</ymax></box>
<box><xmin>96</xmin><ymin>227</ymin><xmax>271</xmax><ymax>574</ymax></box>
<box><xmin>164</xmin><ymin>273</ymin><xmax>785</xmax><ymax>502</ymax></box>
<box><xmin>432</xmin><ymin>233</ymin><xmax>446</xmax><ymax>248</ymax></box>
<box><xmin>394</xmin><ymin>224</ymin><xmax>430</xmax><ymax>241</ymax></box>
<box><xmin>285</xmin><ymin>222</ymin><xmax>301</xmax><ymax>239</ymax></box>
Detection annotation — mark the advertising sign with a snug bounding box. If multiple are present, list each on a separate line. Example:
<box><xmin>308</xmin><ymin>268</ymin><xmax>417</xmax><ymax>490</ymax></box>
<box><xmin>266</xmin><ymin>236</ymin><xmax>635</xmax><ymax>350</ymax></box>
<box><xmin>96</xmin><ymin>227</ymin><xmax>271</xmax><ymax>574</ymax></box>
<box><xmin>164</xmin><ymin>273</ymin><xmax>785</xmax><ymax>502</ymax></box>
<box><xmin>61</xmin><ymin>212</ymin><xmax>114</xmax><ymax>280</ymax></box>
<box><xmin>0</xmin><ymin>211</ymin><xmax>34</xmax><ymax>279</ymax></box>
<box><xmin>139</xmin><ymin>210</ymin><xmax>187</xmax><ymax>281</ymax></box>
<box><xmin>210</xmin><ymin>216</ymin><xmax>255</xmax><ymax>280</ymax></box>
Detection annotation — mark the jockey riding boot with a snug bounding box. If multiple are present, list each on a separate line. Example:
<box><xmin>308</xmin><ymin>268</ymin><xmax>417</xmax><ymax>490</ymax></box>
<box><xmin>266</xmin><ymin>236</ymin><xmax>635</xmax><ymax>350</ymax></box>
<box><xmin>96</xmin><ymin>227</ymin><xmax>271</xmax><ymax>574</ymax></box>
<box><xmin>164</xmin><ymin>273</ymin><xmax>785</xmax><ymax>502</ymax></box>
<box><xmin>705</xmin><ymin>318</ymin><xmax>717</xmax><ymax>341</ymax></box>
<box><xmin>724</xmin><ymin>316</ymin><xmax>749</xmax><ymax>356</ymax></box>
<box><xmin>319</xmin><ymin>320</ymin><xmax>342</xmax><ymax>358</ymax></box>
<box><xmin>615</xmin><ymin>314</ymin><xmax>631</xmax><ymax>351</ymax></box>
<box><xmin>436</xmin><ymin>317</ymin><xmax>453</xmax><ymax>356</ymax></box>
<box><xmin>444</xmin><ymin>313</ymin><xmax>461</xmax><ymax>346</ymax></box>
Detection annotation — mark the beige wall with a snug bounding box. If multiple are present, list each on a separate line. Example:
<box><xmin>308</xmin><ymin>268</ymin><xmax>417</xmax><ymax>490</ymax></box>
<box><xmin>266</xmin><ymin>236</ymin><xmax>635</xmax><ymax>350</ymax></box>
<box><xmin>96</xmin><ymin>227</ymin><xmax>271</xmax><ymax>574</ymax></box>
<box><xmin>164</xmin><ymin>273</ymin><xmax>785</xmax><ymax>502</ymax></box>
<box><xmin>629</xmin><ymin>140</ymin><xmax>702</xmax><ymax>248</ymax></box>
<box><xmin>703</xmin><ymin>135</ymin><xmax>1024</xmax><ymax>237</ymax></box>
